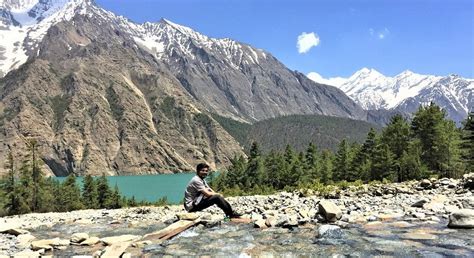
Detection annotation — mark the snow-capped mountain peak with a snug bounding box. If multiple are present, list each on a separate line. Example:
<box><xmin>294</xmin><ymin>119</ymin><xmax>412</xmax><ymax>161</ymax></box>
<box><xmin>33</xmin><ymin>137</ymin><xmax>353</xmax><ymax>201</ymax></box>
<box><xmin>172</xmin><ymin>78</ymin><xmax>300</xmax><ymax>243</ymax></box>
<box><xmin>307</xmin><ymin>68</ymin><xmax>473</xmax><ymax>123</ymax></box>
<box><xmin>0</xmin><ymin>0</ymin><xmax>93</xmax><ymax>77</ymax></box>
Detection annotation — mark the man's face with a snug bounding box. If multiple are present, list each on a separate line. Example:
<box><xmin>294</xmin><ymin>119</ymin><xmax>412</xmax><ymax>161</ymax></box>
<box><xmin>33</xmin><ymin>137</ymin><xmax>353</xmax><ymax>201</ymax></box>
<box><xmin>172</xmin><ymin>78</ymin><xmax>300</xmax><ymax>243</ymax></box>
<box><xmin>198</xmin><ymin>167</ymin><xmax>209</xmax><ymax>178</ymax></box>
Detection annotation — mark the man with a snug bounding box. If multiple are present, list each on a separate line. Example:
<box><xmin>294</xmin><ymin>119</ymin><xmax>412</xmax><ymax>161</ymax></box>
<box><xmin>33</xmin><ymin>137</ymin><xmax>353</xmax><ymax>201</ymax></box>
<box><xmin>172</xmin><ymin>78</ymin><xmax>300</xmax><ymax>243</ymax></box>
<box><xmin>184</xmin><ymin>163</ymin><xmax>240</xmax><ymax>218</ymax></box>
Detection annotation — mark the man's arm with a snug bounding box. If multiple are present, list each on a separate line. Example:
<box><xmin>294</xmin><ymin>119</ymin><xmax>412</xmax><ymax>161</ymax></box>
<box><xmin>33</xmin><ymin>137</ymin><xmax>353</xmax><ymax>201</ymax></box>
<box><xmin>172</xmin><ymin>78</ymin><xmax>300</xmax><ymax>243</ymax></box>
<box><xmin>201</xmin><ymin>188</ymin><xmax>218</xmax><ymax>197</ymax></box>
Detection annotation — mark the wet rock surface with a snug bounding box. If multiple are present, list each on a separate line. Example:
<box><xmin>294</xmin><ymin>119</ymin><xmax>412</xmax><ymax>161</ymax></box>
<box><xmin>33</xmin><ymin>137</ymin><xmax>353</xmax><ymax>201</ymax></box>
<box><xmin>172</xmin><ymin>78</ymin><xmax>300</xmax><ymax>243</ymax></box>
<box><xmin>1</xmin><ymin>176</ymin><xmax>473</xmax><ymax>256</ymax></box>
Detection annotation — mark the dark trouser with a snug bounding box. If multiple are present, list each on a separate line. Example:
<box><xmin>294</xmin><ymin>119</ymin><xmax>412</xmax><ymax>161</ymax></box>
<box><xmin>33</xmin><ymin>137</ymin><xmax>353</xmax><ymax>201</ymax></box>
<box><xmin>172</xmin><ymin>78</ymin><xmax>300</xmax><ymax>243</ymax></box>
<box><xmin>189</xmin><ymin>195</ymin><xmax>233</xmax><ymax>217</ymax></box>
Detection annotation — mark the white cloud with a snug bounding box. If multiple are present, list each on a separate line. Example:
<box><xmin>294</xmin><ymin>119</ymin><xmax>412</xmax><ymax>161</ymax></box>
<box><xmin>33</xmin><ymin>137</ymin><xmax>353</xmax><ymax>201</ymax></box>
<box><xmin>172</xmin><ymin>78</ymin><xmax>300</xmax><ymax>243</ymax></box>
<box><xmin>297</xmin><ymin>32</ymin><xmax>320</xmax><ymax>54</ymax></box>
<box><xmin>370</xmin><ymin>27</ymin><xmax>390</xmax><ymax>40</ymax></box>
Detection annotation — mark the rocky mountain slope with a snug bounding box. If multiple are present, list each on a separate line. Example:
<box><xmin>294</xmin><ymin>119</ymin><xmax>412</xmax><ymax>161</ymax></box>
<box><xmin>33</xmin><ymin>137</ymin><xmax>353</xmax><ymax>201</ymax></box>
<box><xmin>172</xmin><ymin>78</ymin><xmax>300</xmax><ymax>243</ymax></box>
<box><xmin>308</xmin><ymin>68</ymin><xmax>473</xmax><ymax>124</ymax></box>
<box><xmin>0</xmin><ymin>0</ymin><xmax>373</xmax><ymax>176</ymax></box>
<box><xmin>0</xmin><ymin>4</ymin><xmax>244</xmax><ymax>176</ymax></box>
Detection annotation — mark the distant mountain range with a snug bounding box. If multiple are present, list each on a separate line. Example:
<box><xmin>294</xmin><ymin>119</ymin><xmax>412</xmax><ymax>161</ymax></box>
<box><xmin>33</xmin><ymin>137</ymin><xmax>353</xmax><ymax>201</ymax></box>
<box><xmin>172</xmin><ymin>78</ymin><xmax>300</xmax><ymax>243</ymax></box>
<box><xmin>0</xmin><ymin>0</ymin><xmax>469</xmax><ymax>176</ymax></box>
<box><xmin>308</xmin><ymin>68</ymin><xmax>473</xmax><ymax>124</ymax></box>
<box><xmin>0</xmin><ymin>0</ymin><xmax>374</xmax><ymax>176</ymax></box>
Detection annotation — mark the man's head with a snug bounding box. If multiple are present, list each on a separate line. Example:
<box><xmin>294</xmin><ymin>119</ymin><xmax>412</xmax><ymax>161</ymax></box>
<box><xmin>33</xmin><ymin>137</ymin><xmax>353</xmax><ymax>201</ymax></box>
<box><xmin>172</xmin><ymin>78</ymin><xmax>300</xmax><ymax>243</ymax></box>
<box><xmin>196</xmin><ymin>163</ymin><xmax>210</xmax><ymax>178</ymax></box>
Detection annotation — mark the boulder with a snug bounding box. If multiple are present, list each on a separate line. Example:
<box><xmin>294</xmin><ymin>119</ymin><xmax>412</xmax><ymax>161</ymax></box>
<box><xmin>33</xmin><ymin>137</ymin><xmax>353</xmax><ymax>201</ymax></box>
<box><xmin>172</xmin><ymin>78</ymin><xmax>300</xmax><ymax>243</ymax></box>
<box><xmin>254</xmin><ymin>219</ymin><xmax>268</xmax><ymax>229</ymax></box>
<box><xmin>16</xmin><ymin>234</ymin><xmax>36</xmax><ymax>249</ymax></box>
<box><xmin>0</xmin><ymin>228</ymin><xmax>30</xmax><ymax>236</ymax></box>
<box><xmin>460</xmin><ymin>197</ymin><xmax>474</xmax><ymax>209</ymax></box>
<box><xmin>70</xmin><ymin>233</ymin><xmax>89</xmax><ymax>243</ymax></box>
<box><xmin>316</xmin><ymin>225</ymin><xmax>343</xmax><ymax>239</ymax></box>
<box><xmin>80</xmin><ymin>237</ymin><xmax>100</xmax><ymax>246</ymax></box>
<box><xmin>318</xmin><ymin>200</ymin><xmax>342</xmax><ymax>222</ymax></box>
<box><xmin>420</xmin><ymin>179</ymin><xmax>431</xmax><ymax>189</ymax></box>
<box><xmin>448</xmin><ymin>209</ymin><xmax>474</xmax><ymax>229</ymax></box>
<box><xmin>411</xmin><ymin>198</ymin><xmax>429</xmax><ymax>208</ymax></box>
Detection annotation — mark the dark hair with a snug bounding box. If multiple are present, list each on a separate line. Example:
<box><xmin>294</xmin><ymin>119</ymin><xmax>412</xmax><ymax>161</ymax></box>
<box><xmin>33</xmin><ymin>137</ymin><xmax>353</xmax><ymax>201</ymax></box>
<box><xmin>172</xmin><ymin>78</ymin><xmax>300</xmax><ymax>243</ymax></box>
<box><xmin>196</xmin><ymin>163</ymin><xmax>210</xmax><ymax>173</ymax></box>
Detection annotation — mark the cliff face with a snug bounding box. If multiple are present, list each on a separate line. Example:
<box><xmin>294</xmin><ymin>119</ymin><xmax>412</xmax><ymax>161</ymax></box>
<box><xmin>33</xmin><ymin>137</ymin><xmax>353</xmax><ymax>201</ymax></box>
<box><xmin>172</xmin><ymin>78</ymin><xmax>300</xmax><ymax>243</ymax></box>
<box><xmin>0</xmin><ymin>14</ymin><xmax>244</xmax><ymax>176</ymax></box>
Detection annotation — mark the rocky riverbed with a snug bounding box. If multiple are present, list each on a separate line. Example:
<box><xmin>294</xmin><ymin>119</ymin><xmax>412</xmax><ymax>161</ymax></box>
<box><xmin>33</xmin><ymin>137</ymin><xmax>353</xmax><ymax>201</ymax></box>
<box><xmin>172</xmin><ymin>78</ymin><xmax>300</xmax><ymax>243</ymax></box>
<box><xmin>1</xmin><ymin>174</ymin><xmax>474</xmax><ymax>257</ymax></box>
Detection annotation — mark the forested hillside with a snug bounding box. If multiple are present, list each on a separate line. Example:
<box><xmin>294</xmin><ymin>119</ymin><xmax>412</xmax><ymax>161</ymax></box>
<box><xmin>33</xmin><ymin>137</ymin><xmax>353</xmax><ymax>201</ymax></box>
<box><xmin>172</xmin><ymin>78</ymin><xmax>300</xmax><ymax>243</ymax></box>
<box><xmin>212</xmin><ymin>114</ymin><xmax>379</xmax><ymax>152</ymax></box>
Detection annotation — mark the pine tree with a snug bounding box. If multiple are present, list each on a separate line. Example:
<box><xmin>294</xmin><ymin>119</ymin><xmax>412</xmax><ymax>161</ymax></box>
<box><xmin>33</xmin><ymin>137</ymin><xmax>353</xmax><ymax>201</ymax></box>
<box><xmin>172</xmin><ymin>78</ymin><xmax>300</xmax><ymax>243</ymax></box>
<box><xmin>58</xmin><ymin>174</ymin><xmax>84</xmax><ymax>211</ymax></box>
<box><xmin>264</xmin><ymin>150</ymin><xmax>286</xmax><ymax>189</ymax></box>
<box><xmin>399</xmin><ymin>140</ymin><xmax>428</xmax><ymax>180</ymax></box>
<box><xmin>245</xmin><ymin>142</ymin><xmax>265</xmax><ymax>188</ymax></box>
<box><xmin>110</xmin><ymin>184</ymin><xmax>122</xmax><ymax>209</ymax></box>
<box><xmin>3</xmin><ymin>151</ymin><xmax>21</xmax><ymax>215</ymax></box>
<box><xmin>320</xmin><ymin>150</ymin><xmax>333</xmax><ymax>184</ymax></box>
<box><xmin>304</xmin><ymin>143</ymin><xmax>321</xmax><ymax>181</ymax></box>
<box><xmin>97</xmin><ymin>175</ymin><xmax>112</xmax><ymax>209</ymax></box>
<box><xmin>371</xmin><ymin>143</ymin><xmax>396</xmax><ymax>181</ymax></box>
<box><xmin>351</xmin><ymin>128</ymin><xmax>378</xmax><ymax>182</ymax></box>
<box><xmin>411</xmin><ymin>103</ymin><xmax>462</xmax><ymax>176</ymax></box>
<box><xmin>381</xmin><ymin>115</ymin><xmax>411</xmax><ymax>181</ymax></box>
<box><xmin>333</xmin><ymin>139</ymin><xmax>353</xmax><ymax>181</ymax></box>
<box><xmin>461</xmin><ymin>112</ymin><xmax>474</xmax><ymax>172</ymax></box>
<box><xmin>82</xmin><ymin>175</ymin><xmax>99</xmax><ymax>209</ymax></box>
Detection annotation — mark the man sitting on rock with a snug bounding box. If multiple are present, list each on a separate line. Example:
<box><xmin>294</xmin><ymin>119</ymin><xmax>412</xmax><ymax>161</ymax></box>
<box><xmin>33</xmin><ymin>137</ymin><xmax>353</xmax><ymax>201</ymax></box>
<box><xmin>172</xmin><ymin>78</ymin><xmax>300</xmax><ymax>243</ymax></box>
<box><xmin>184</xmin><ymin>163</ymin><xmax>241</xmax><ymax>218</ymax></box>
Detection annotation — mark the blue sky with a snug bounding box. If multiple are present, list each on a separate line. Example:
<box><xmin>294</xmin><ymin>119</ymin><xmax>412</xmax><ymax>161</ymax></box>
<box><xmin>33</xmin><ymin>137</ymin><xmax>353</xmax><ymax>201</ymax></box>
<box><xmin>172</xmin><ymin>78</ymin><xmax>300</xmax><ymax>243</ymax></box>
<box><xmin>96</xmin><ymin>0</ymin><xmax>473</xmax><ymax>78</ymax></box>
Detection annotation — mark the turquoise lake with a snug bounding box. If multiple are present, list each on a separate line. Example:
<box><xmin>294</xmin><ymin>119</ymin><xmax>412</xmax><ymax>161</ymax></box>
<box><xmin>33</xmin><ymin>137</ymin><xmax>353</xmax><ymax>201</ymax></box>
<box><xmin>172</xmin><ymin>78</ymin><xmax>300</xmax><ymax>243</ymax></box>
<box><xmin>56</xmin><ymin>173</ymin><xmax>216</xmax><ymax>204</ymax></box>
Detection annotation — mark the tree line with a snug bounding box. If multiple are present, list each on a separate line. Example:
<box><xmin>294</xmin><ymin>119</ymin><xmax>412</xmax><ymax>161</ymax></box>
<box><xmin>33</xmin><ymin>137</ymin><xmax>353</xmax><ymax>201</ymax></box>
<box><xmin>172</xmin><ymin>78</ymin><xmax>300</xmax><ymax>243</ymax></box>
<box><xmin>0</xmin><ymin>141</ymin><xmax>168</xmax><ymax>216</ymax></box>
<box><xmin>212</xmin><ymin>103</ymin><xmax>473</xmax><ymax>195</ymax></box>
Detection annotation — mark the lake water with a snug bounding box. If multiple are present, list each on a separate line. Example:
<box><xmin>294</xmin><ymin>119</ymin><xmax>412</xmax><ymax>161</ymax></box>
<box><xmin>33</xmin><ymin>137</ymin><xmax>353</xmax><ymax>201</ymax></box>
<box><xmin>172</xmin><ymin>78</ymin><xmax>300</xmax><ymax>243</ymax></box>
<box><xmin>56</xmin><ymin>173</ymin><xmax>215</xmax><ymax>204</ymax></box>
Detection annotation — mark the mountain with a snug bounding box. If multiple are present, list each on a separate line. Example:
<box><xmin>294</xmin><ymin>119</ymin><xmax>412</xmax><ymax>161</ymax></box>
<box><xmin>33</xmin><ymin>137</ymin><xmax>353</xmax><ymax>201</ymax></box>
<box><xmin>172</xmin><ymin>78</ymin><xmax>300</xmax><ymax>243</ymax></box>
<box><xmin>0</xmin><ymin>0</ymin><xmax>244</xmax><ymax>176</ymax></box>
<box><xmin>212</xmin><ymin>114</ymin><xmax>380</xmax><ymax>153</ymax></box>
<box><xmin>308</xmin><ymin>68</ymin><xmax>473</xmax><ymax>124</ymax></box>
<box><xmin>0</xmin><ymin>0</ymin><xmax>370</xmax><ymax>176</ymax></box>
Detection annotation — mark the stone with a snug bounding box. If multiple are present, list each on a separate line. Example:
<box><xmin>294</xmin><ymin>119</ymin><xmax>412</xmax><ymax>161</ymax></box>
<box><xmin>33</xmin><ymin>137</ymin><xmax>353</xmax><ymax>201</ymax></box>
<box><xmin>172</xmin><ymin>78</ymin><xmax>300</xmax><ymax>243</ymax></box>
<box><xmin>101</xmin><ymin>235</ymin><xmax>141</xmax><ymax>246</ymax></box>
<box><xmin>265</xmin><ymin>216</ymin><xmax>277</xmax><ymax>227</ymax></box>
<box><xmin>318</xmin><ymin>200</ymin><xmax>342</xmax><ymax>222</ymax></box>
<box><xmin>80</xmin><ymin>237</ymin><xmax>100</xmax><ymax>246</ymax></box>
<box><xmin>413</xmin><ymin>212</ymin><xmax>426</xmax><ymax>219</ymax></box>
<box><xmin>16</xmin><ymin>234</ymin><xmax>36</xmax><ymax>249</ymax></box>
<box><xmin>420</xmin><ymin>179</ymin><xmax>431</xmax><ymax>188</ymax></box>
<box><xmin>460</xmin><ymin>197</ymin><xmax>474</xmax><ymax>209</ymax></box>
<box><xmin>176</xmin><ymin>213</ymin><xmax>200</xmax><ymax>221</ymax></box>
<box><xmin>254</xmin><ymin>219</ymin><xmax>268</xmax><ymax>229</ymax></box>
<box><xmin>411</xmin><ymin>198</ymin><xmax>429</xmax><ymax>208</ymax></box>
<box><xmin>1</xmin><ymin>228</ymin><xmax>30</xmax><ymax>236</ymax></box>
<box><xmin>31</xmin><ymin>238</ymin><xmax>58</xmax><ymax>251</ymax></box>
<box><xmin>448</xmin><ymin>209</ymin><xmax>474</xmax><ymax>229</ymax></box>
<box><xmin>317</xmin><ymin>225</ymin><xmax>343</xmax><ymax>239</ymax></box>
<box><xmin>70</xmin><ymin>233</ymin><xmax>89</xmax><ymax>243</ymax></box>
<box><xmin>101</xmin><ymin>242</ymin><xmax>131</xmax><ymax>257</ymax></box>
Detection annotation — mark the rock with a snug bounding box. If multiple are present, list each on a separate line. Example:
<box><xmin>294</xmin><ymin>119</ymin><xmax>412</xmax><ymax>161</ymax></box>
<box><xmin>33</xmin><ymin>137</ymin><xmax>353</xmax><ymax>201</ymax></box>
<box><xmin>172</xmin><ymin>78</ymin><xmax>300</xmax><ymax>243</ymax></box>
<box><xmin>460</xmin><ymin>197</ymin><xmax>474</xmax><ymax>209</ymax></box>
<box><xmin>448</xmin><ymin>209</ymin><xmax>474</xmax><ymax>229</ymax></box>
<box><xmin>16</xmin><ymin>234</ymin><xmax>36</xmax><ymax>249</ymax></box>
<box><xmin>176</xmin><ymin>213</ymin><xmax>200</xmax><ymax>221</ymax></box>
<box><xmin>423</xmin><ymin>195</ymin><xmax>448</xmax><ymax>212</ymax></box>
<box><xmin>282</xmin><ymin>214</ymin><xmax>299</xmax><ymax>228</ymax></box>
<box><xmin>413</xmin><ymin>212</ymin><xmax>426</xmax><ymax>219</ymax></box>
<box><xmin>265</xmin><ymin>216</ymin><xmax>277</xmax><ymax>227</ymax></box>
<box><xmin>420</xmin><ymin>179</ymin><xmax>431</xmax><ymax>188</ymax></box>
<box><xmin>318</xmin><ymin>200</ymin><xmax>342</xmax><ymax>222</ymax></box>
<box><xmin>411</xmin><ymin>198</ymin><xmax>429</xmax><ymax>208</ymax></box>
<box><xmin>31</xmin><ymin>238</ymin><xmax>58</xmax><ymax>251</ymax></box>
<box><xmin>70</xmin><ymin>233</ymin><xmax>89</xmax><ymax>243</ymax></box>
<box><xmin>367</xmin><ymin>215</ymin><xmax>378</xmax><ymax>222</ymax></box>
<box><xmin>131</xmin><ymin>240</ymin><xmax>152</xmax><ymax>248</ymax></box>
<box><xmin>254</xmin><ymin>219</ymin><xmax>268</xmax><ymax>229</ymax></box>
<box><xmin>1</xmin><ymin>228</ymin><xmax>30</xmax><ymax>236</ymax></box>
<box><xmin>13</xmin><ymin>249</ymin><xmax>42</xmax><ymax>257</ymax></box>
<box><xmin>122</xmin><ymin>253</ymin><xmax>132</xmax><ymax>258</ymax></box>
<box><xmin>101</xmin><ymin>242</ymin><xmax>131</xmax><ymax>257</ymax></box>
<box><xmin>316</xmin><ymin>225</ymin><xmax>343</xmax><ymax>239</ymax></box>
<box><xmin>81</xmin><ymin>237</ymin><xmax>100</xmax><ymax>246</ymax></box>
<box><xmin>101</xmin><ymin>235</ymin><xmax>141</xmax><ymax>246</ymax></box>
